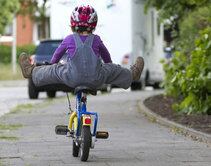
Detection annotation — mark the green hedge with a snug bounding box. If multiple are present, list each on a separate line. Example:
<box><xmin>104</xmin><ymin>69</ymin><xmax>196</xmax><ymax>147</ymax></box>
<box><xmin>162</xmin><ymin>28</ymin><xmax>211</xmax><ymax>115</ymax></box>
<box><xmin>160</xmin><ymin>4</ymin><xmax>211</xmax><ymax>115</ymax></box>
<box><xmin>0</xmin><ymin>44</ymin><xmax>36</xmax><ymax>64</ymax></box>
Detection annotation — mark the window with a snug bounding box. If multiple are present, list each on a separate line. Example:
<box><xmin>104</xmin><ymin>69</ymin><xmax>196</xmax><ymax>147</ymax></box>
<box><xmin>4</xmin><ymin>24</ymin><xmax>13</xmax><ymax>36</ymax></box>
<box><xmin>37</xmin><ymin>17</ymin><xmax>50</xmax><ymax>40</ymax></box>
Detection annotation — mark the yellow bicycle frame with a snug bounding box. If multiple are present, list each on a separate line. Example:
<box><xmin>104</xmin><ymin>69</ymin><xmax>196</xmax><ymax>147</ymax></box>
<box><xmin>68</xmin><ymin>111</ymin><xmax>77</xmax><ymax>131</ymax></box>
<box><xmin>68</xmin><ymin>112</ymin><xmax>92</xmax><ymax>131</ymax></box>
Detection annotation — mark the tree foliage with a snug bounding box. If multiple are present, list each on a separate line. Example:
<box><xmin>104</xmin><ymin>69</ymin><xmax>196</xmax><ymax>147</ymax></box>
<box><xmin>178</xmin><ymin>5</ymin><xmax>211</xmax><ymax>53</ymax></box>
<box><xmin>145</xmin><ymin>0</ymin><xmax>211</xmax><ymax>21</ymax></box>
<box><xmin>145</xmin><ymin>0</ymin><xmax>211</xmax><ymax>41</ymax></box>
<box><xmin>0</xmin><ymin>0</ymin><xmax>20</xmax><ymax>34</ymax></box>
<box><xmin>0</xmin><ymin>0</ymin><xmax>49</xmax><ymax>38</ymax></box>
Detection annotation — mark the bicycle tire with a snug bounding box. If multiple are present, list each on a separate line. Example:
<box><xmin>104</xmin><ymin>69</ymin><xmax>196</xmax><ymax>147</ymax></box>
<box><xmin>72</xmin><ymin>116</ymin><xmax>80</xmax><ymax>157</ymax></box>
<box><xmin>72</xmin><ymin>140</ymin><xmax>79</xmax><ymax>157</ymax></box>
<box><xmin>80</xmin><ymin>126</ymin><xmax>91</xmax><ymax>161</ymax></box>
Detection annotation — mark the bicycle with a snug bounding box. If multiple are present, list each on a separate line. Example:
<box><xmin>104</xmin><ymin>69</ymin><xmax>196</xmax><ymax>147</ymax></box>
<box><xmin>55</xmin><ymin>86</ymin><xmax>109</xmax><ymax>161</ymax></box>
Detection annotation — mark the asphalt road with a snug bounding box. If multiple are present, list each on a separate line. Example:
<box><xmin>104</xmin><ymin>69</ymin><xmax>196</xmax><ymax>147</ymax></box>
<box><xmin>0</xmin><ymin>85</ymin><xmax>210</xmax><ymax>165</ymax></box>
<box><xmin>0</xmin><ymin>80</ymin><xmax>64</xmax><ymax>116</ymax></box>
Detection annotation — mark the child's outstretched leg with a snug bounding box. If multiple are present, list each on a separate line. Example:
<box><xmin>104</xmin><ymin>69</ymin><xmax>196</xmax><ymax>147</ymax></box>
<box><xmin>102</xmin><ymin>57</ymin><xmax>144</xmax><ymax>89</ymax></box>
<box><xmin>18</xmin><ymin>53</ymin><xmax>69</xmax><ymax>87</ymax></box>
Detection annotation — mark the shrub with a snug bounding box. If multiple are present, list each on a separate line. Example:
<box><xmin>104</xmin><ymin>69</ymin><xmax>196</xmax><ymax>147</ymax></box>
<box><xmin>0</xmin><ymin>45</ymin><xmax>11</xmax><ymax>63</ymax></box>
<box><xmin>162</xmin><ymin>28</ymin><xmax>211</xmax><ymax>114</ymax></box>
<box><xmin>0</xmin><ymin>44</ymin><xmax>36</xmax><ymax>64</ymax></box>
<box><xmin>17</xmin><ymin>44</ymin><xmax>36</xmax><ymax>56</ymax></box>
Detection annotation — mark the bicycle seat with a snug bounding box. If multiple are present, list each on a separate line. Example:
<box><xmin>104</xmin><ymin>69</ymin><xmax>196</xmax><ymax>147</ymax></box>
<box><xmin>74</xmin><ymin>86</ymin><xmax>97</xmax><ymax>96</ymax></box>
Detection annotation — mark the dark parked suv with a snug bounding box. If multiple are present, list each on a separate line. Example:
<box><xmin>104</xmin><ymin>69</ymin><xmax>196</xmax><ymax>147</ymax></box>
<box><xmin>28</xmin><ymin>39</ymin><xmax>110</xmax><ymax>99</ymax></box>
<box><xmin>28</xmin><ymin>39</ymin><xmax>71</xmax><ymax>99</ymax></box>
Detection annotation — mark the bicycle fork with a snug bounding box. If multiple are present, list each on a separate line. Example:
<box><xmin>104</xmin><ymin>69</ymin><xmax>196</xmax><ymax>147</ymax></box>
<box><xmin>68</xmin><ymin>92</ymin><xmax>99</xmax><ymax>137</ymax></box>
<box><xmin>55</xmin><ymin>92</ymin><xmax>109</xmax><ymax>148</ymax></box>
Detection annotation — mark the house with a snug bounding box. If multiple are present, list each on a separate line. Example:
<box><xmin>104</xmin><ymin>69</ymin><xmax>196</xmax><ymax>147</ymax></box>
<box><xmin>0</xmin><ymin>11</ymin><xmax>50</xmax><ymax>46</ymax></box>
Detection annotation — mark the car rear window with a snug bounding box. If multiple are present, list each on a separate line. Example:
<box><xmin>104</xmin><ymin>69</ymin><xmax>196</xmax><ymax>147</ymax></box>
<box><xmin>36</xmin><ymin>41</ymin><xmax>62</xmax><ymax>55</ymax></box>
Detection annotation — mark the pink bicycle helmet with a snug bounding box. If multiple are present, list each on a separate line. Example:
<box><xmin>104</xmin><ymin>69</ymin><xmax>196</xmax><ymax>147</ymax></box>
<box><xmin>71</xmin><ymin>5</ymin><xmax>98</xmax><ymax>30</ymax></box>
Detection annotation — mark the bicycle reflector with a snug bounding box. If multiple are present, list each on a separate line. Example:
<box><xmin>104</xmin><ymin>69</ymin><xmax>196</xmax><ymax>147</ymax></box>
<box><xmin>83</xmin><ymin>115</ymin><xmax>92</xmax><ymax>126</ymax></box>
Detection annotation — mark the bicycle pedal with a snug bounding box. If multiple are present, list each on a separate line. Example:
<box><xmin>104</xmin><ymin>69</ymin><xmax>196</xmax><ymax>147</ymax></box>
<box><xmin>55</xmin><ymin>125</ymin><xmax>69</xmax><ymax>135</ymax></box>
<box><xmin>96</xmin><ymin>131</ymin><xmax>109</xmax><ymax>139</ymax></box>
<box><xmin>66</xmin><ymin>130</ymin><xmax>74</xmax><ymax>138</ymax></box>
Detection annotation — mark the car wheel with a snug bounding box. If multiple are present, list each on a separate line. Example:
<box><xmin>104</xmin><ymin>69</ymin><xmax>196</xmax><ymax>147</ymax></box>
<box><xmin>28</xmin><ymin>78</ymin><xmax>39</xmax><ymax>99</ymax></box>
<box><xmin>101</xmin><ymin>84</ymin><xmax>112</xmax><ymax>93</ymax></box>
<box><xmin>47</xmin><ymin>91</ymin><xmax>56</xmax><ymax>98</ymax></box>
<box><xmin>153</xmin><ymin>82</ymin><xmax>160</xmax><ymax>89</ymax></box>
<box><xmin>145</xmin><ymin>70</ymin><xmax>150</xmax><ymax>86</ymax></box>
<box><xmin>131</xmin><ymin>82</ymin><xmax>142</xmax><ymax>91</ymax></box>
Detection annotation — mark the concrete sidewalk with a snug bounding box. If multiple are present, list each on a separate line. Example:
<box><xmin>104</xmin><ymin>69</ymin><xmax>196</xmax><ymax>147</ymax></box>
<box><xmin>0</xmin><ymin>91</ymin><xmax>210</xmax><ymax>166</ymax></box>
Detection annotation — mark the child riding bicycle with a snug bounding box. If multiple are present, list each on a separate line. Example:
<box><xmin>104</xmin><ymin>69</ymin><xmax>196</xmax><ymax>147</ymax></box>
<box><xmin>19</xmin><ymin>5</ymin><xmax>144</xmax><ymax>90</ymax></box>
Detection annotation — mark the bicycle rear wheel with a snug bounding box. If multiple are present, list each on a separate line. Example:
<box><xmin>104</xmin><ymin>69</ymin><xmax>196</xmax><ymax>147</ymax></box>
<box><xmin>80</xmin><ymin>126</ymin><xmax>92</xmax><ymax>161</ymax></box>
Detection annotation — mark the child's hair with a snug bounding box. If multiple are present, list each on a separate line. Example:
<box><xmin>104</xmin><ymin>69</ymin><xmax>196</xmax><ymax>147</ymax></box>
<box><xmin>71</xmin><ymin>26</ymin><xmax>95</xmax><ymax>33</ymax></box>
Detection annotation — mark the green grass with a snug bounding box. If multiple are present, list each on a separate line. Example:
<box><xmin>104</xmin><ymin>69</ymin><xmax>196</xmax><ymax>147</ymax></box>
<box><xmin>6</xmin><ymin>97</ymin><xmax>61</xmax><ymax>116</ymax></box>
<box><xmin>0</xmin><ymin>135</ymin><xmax>18</xmax><ymax>141</ymax></box>
<box><xmin>0</xmin><ymin>123</ymin><xmax>22</xmax><ymax>141</ymax></box>
<box><xmin>9</xmin><ymin>103</ymin><xmax>34</xmax><ymax>114</ymax></box>
<box><xmin>0</xmin><ymin>124</ymin><xmax>23</xmax><ymax>130</ymax></box>
<box><xmin>0</xmin><ymin>63</ymin><xmax>23</xmax><ymax>80</ymax></box>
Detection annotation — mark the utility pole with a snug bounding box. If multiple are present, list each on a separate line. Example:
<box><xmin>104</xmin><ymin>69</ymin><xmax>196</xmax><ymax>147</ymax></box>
<box><xmin>12</xmin><ymin>15</ymin><xmax>17</xmax><ymax>74</ymax></box>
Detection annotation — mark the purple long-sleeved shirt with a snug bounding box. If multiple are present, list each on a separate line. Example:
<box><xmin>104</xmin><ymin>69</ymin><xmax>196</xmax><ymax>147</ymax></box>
<box><xmin>50</xmin><ymin>34</ymin><xmax>112</xmax><ymax>64</ymax></box>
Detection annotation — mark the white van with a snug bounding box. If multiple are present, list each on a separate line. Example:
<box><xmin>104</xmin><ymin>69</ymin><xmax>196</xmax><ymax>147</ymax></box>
<box><xmin>129</xmin><ymin>0</ymin><xmax>165</xmax><ymax>90</ymax></box>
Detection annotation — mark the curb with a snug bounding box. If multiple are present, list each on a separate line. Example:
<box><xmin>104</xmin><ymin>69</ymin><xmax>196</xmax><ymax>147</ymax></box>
<box><xmin>138</xmin><ymin>99</ymin><xmax>211</xmax><ymax>145</ymax></box>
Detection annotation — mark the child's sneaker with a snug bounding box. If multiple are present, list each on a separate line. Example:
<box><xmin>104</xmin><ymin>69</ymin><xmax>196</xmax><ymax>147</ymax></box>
<box><xmin>130</xmin><ymin>57</ymin><xmax>144</xmax><ymax>81</ymax></box>
<box><xmin>19</xmin><ymin>52</ymin><xmax>35</xmax><ymax>78</ymax></box>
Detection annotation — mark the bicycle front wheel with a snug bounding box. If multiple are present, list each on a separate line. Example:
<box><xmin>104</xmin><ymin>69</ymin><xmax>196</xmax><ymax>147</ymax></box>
<box><xmin>80</xmin><ymin>126</ymin><xmax>92</xmax><ymax>161</ymax></box>
<box><xmin>72</xmin><ymin>116</ymin><xmax>80</xmax><ymax>157</ymax></box>
<box><xmin>72</xmin><ymin>140</ymin><xmax>79</xmax><ymax>157</ymax></box>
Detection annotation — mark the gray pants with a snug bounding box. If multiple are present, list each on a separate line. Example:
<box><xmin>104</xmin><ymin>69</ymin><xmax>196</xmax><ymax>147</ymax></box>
<box><xmin>32</xmin><ymin>63</ymin><xmax>132</xmax><ymax>89</ymax></box>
